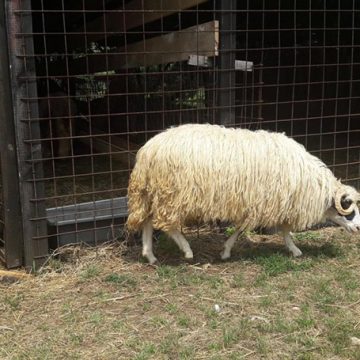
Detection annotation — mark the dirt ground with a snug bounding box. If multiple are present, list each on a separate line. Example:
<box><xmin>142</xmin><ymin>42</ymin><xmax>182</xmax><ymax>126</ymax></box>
<box><xmin>1</xmin><ymin>227</ymin><xmax>360</xmax><ymax>359</ymax></box>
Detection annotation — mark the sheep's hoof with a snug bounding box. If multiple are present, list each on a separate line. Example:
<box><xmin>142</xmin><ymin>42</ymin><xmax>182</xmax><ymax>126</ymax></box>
<box><xmin>184</xmin><ymin>251</ymin><xmax>194</xmax><ymax>260</ymax></box>
<box><xmin>143</xmin><ymin>254</ymin><xmax>158</xmax><ymax>265</ymax></box>
<box><xmin>291</xmin><ymin>248</ymin><xmax>303</xmax><ymax>257</ymax></box>
<box><xmin>220</xmin><ymin>251</ymin><xmax>230</xmax><ymax>260</ymax></box>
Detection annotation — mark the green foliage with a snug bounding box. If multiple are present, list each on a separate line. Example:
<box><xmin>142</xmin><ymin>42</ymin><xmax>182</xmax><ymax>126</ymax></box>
<box><xmin>225</xmin><ymin>227</ymin><xmax>236</xmax><ymax>236</ymax></box>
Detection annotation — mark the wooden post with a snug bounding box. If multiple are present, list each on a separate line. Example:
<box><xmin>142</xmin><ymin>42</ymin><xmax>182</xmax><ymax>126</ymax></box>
<box><xmin>5</xmin><ymin>0</ymin><xmax>48</xmax><ymax>269</ymax></box>
<box><xmin>0</xmin><ymin>0</ymin><xmax>23</xmax><ymax>268</ymax></box>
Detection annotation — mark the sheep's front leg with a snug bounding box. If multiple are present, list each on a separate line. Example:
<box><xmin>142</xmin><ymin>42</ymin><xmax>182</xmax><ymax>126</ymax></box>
<box><xmin>167</xmin><ymin>230</ymin><xmax>194</xmax><ymax>260</ymax></box>
<box><xmin>282</xmin><ymin>231</ymin><xmax>302</xmax><ymax>257</ymax></box>
<box><xmin>142</xmin><ymin>220</ymin><xmax>157</xmax><ymax>264</ymax></box>
<box><xmin>221</xmin><ymin>229</ymin><xmax>242</xmax><ymax>260</ymax></box>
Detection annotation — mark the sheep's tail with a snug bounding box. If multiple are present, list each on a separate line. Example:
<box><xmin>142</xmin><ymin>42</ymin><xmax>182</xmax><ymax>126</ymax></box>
<box><xmin>126</xmin><ymin>159</ymin><xmax>151</xmax><ymax>233</ymax></box>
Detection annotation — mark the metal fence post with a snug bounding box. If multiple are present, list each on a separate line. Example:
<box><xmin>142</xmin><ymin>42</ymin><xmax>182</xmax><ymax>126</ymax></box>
<box><xmin>218</xmin><ymin>0</ymin><xmax>237</xmax><ymax>125</ymax></box>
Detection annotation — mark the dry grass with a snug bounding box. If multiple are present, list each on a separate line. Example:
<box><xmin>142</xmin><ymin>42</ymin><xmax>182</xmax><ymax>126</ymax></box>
<box><xmin>1</xmin><ymin>227</ymin><xmax>360</xmax><ymax>359</ymax></box>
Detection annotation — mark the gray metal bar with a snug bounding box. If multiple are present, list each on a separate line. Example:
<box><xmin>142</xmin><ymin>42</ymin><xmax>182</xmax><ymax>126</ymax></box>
<box><xmin>46</xmin><ymin>197</ymin><xmax>128</xmax><ymax>247</ymax></box>
<box><xmin>0</xmin><ymin>1</ymin><xmax>23</xmax><ymax>268</ymax></box>
<box><xmin>218</xmin><ymin>0</ymin><xmax>237</xmax><ymax>125</ymax></box>
<box><xmin>46</xmin><ymin>197</ymin><xmax>128</xmax><ymax>227</ymax></box>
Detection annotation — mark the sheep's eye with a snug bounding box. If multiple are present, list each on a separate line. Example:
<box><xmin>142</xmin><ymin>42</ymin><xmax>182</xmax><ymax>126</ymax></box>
<box><xmin>341</xmin><ymin>197</ymin><xmax>353</xmax><ymax>210</ymax></box>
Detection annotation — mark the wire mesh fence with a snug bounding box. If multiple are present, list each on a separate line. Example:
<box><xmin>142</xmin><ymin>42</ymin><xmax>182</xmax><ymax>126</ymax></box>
<box><xmin>1</xmin><ymin>0</ymin><xmax>359</xmax><ymax>267</ymax></box>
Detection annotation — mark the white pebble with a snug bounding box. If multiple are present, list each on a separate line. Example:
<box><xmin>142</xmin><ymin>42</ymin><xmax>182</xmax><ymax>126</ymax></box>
<box><xmin>351</xmin><ymin>337</ymin><xmax>360</xmax><ymax>346</ymax></box>
<box><xmin>214</xmin><ymin>304</ymin><xmax>221</xmax><ymax>313</ymax></box>
<box><xmin>249</xmin><ymin>315</ymin><xmax>269</xmax><ymax>323</ymax></box>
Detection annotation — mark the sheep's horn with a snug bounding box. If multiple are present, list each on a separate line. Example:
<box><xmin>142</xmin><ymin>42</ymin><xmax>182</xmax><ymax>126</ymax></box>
<box><xmin>334</xmin><ymin>189</ymin><xmax>356</xmax><ymax>216</ymax></box>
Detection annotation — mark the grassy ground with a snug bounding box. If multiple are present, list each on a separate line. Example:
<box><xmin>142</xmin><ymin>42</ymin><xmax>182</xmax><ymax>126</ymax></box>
<box><xmin>1</xmin><ymin>227</ymin><xmax>360</xmax><ymax>359</ymax></box>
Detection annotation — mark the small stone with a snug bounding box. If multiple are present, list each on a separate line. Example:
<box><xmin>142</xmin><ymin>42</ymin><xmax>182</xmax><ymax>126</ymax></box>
<box><xmin>249</xmin><ymin>315</ymin><xmax>269</xmax><ymax>323</ymax></box>
<box><xmin>214</xmin><ymin>304</ymin><xmax>221</xmax><ymax>313</ymax></box>
<box><xmin>350</xmin><ymin>337</ymin><xmax>360</xmax><ymax>346</ymax></box>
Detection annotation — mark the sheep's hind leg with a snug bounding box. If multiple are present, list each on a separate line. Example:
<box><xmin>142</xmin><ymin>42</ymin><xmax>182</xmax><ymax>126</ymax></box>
<box><xmin>142</xmin><ymin>220</ymin><xmax>157</xmax><ymax>264</ymax></box>
<box><xmin>221</xmin><ymin>229</ymin><xmax>242</xmax><ymax>260</ymax></box>
<box><xmin>282</xmin><ymin>230</ymin><xmax>302</xmax><ymax>257</ymax></box>
<box><xmin>167</xmin><ymin>230</ymin><xmax>194</xmax><ymax>260</ymax></box>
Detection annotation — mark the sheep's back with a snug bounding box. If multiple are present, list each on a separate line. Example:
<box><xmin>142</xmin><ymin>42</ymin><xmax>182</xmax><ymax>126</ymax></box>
<box><xmin>134</xmin><ymin>124</ymin><xmax>335</xmax><ymax>231</ymax></box>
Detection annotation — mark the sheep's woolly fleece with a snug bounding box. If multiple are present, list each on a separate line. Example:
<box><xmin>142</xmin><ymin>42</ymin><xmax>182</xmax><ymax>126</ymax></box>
<box><xmin>127</xmin><ymin>123</ymin><xmax>348</xmax><ymax>233</ymax></box>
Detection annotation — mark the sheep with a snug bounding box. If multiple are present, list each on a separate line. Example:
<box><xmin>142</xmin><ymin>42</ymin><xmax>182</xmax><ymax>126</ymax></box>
<box><xmin>126</xmin><ymin>123</ymin><xmax>360</xmax><ymax>264</ymax></box>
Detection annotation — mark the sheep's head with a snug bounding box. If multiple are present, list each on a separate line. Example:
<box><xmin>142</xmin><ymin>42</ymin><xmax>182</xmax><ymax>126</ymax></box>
<box><xmin>325</xmin><ymin>185</ymin><xmax>360</xmax><ymax>233</ymax></box>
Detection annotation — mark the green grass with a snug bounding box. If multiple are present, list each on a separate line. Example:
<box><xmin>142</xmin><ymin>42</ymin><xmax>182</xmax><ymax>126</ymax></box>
<box><xmin>294</xmin><ymin>231</ymin><xmax>321</xmax><ymax>241</ymax></box>
<box><xmin>134</xmin><ymin>343</ymin><xmax>156</xmax><ymax>360</ymax></box>
<box><xmin>3</xmin><ymin>294</ymin><xmax>23</xmax><ymax>311</ymax></box>
<box><xmin>88</xmin><ymin>311</ymin><xmax>103</xmax><ymax>326</ymax></box>
<box><xmin>177</xmin><ymin>315</ymin><xmax>191</xmax><ymax>328</ymax></box>
<box><xmin>104</xmin><ymin>273</ymin><xmax>137</xmax><ymax>289</ymax></box>
<box><xmin>255</xmin><ymin>253</ymin><xmax>315</xmax><ymax>276</ymax></box>
<box><xmin>224</xmin><ymin>226</ymin><xmax>236</xmax><ymax>237</ymax></box>
<box><xmin>79</xmin><ymin>264</ymin><xmax>101</xmax><ymax>280</ymax></box>
<box><xmin>1</xmin><ymin>228</ymin><xmax>360</xmax><ymax>359</ymax></box>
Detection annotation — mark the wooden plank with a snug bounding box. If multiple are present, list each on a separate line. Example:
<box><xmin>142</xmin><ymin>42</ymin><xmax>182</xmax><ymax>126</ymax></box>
<box><xmin>68</xmin><ymin>0</ymin><xmax>208</xmax><ymax>50</ymax></box>
<box><xmin>123</xmin><ymin>20</ymin><xmax>219</xmax><ymax>68</ymax></box>
<box><xmin>5</xmin><ymin>0</ymin><xmax>49</xmax><ymax>269</ymax></box>
<box><xmin>68</xmin><ymin>20</ymin><xmax>219</xmax><ymax>75</ymax></box>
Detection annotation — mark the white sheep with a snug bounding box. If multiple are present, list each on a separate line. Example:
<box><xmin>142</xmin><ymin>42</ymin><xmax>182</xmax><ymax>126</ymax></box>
<box><xmin>127</xmin><ymin>123</ymin><xmax>360</xmax><ymax>264</ymax></box>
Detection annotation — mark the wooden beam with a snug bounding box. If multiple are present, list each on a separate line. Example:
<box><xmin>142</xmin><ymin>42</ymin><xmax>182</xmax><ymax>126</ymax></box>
<box><xmin>68</xmin><ymin>20</ymin><xmax>219</xmax><ymax>75</ymax></box>
<box><xmin>123</xmin><ymin>20</ymin><xmax>219</xmax><ymax>68</ymax></box>
<box><xmin>68</xmin><ymin>0</ymin><xmax>208</xmax><ymax>50</ymax></box>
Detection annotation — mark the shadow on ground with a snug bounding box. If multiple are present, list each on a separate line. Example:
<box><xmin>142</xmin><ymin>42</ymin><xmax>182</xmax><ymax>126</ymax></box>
<box><xmin>122</xmin><ymin>231</ymin><xmax>344</xmax><ymax>266</ymax></box>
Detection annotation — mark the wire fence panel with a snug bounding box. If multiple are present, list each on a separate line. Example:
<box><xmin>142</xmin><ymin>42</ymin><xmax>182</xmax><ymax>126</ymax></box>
<box><xmin>2</xmin><ymin>0</ymin><xmax>359</xmax><ymax>265</ymax></box>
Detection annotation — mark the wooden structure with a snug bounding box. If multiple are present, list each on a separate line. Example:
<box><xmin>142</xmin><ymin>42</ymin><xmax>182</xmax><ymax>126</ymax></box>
<box><xmin>0</xmin><ymin>0</ymin><xmax>238</xmax><ymax>268</ymax></box>
<box><xmin>59</xmin><ymin>21</ymin><xmax>220</xmax><ymax>75</ymax></box>
<box><xmin>2</xmin><ymin>0</ymin><xmax>357</xmax><ymax>269</ymax></box>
